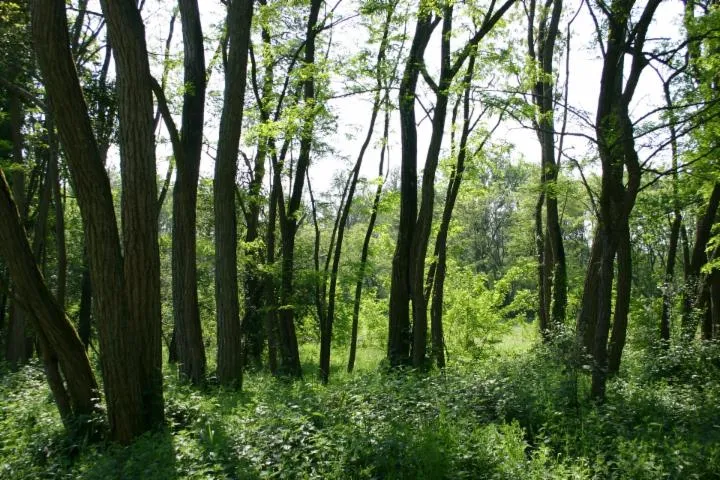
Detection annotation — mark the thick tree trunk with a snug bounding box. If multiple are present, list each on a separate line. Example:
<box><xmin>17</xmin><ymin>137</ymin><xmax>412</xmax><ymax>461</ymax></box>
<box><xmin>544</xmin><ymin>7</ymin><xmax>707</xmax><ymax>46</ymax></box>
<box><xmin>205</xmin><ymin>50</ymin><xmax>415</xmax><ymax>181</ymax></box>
<box><xmin>100</xmin><ymin>0</ymin><xmax>165</xmax><ymax>428</ymax></box>
<box><xmin>214</xmin><ymin>0</ymin><xmax>253</xmax><ymax>386</ymax></box>
<box><xmin>32</xmin><ymin>0</ymin><xmax>146</xmax><ymax>444</ymax></box>
<box><xmin>172</xmin><ymin>0</ymin><xmax>207</xmax><ymax>385</ymax></box>
<box><xmin>0</xmin><ymin>168</ymin><xmax>100</xmax><ymax>432</ymax></box>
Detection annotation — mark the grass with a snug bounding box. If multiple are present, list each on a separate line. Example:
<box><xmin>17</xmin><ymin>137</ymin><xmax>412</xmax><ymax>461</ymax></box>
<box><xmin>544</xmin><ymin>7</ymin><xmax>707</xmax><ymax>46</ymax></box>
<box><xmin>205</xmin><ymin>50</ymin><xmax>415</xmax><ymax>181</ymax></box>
<box><xmin>2</xmin><ymin>333</ymin><xmax>720</xmax><ymax>479</ymax></box>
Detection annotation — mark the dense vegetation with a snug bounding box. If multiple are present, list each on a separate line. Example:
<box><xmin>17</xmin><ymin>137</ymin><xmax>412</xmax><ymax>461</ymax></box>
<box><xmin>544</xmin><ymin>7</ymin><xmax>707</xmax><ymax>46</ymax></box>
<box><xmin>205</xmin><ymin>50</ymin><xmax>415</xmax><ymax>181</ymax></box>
<box><xmin>2</xmin><ymin>0</ymin><xmax>720</xmax><ymax>478</ymax></box>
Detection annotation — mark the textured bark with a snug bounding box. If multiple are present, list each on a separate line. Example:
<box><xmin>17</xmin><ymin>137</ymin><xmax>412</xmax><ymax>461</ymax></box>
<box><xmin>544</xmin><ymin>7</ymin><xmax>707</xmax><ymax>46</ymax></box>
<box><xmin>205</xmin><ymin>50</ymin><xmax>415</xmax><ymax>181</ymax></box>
<box><xmin>0</xmin><ymin>168</ymin><xmax>100</xmax><ymax>431</ymax></box>
<box><xmin>32</xmin><ymin>0</ymin><xmax>145</xmax><ymax>443</ymax></box>
<box><xmin>214</xmin><ymin>0</ymin><xmax>253</xmax><ymax>386</ymax></box>
<box><xmin>100</xmin><ymin>0</ymin><xmax>164</xmax><ymax>428</ymax></box>
<box><xmin>170</xmin><ymin>0</ymin><xmax>207</xmax><ymax>385</ymax></box>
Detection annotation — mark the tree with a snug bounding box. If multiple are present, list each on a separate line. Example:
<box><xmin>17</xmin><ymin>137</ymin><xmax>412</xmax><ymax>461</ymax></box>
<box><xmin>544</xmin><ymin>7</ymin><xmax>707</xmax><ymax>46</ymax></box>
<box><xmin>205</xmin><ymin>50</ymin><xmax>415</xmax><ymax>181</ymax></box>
<box><xmin>275</xmin><ymin>0</ymin><xmax>323</xmax><ymax>377</ymax></box>
<box><xmin>214</xmin><ymin>0</ymin><xmax>254</xmax><ymax>386</ymax></box>
<box><xmin>0</xmin><ymin>168</ymin><xmax>100</xmax><ymax>433</ymax></box>
<box><xmin>152</xmin><ymin>0</ymin><xmax>208</xmax><ymax>385</ymax></box>
<box><xmin>319</xmin><ymin>0</ymin><xmax>397</xmax><ymax>383</ymax></box>
<box><xmin>526</xmin><ymin>0</ymin><xmax>566</xmax><ymax>339</ymax></box>
<box><xmin>389</xmin><ymin>0</ymin><xmax>515</xmax><ymax>368</ymax></box>
<box><xmin>32</xmin><ymin>0</ymin><xmax>163</xmax><ymax>443</ymax></box>
<box><xmin>575</xmin><ymin>0</ymin><xmax>662</xmax><ymax>400</ymax></box>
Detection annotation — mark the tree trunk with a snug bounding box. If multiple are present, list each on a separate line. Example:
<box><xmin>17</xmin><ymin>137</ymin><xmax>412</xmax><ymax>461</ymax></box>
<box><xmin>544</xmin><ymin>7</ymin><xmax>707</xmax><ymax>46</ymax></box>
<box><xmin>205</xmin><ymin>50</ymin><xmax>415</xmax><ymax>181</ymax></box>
<box><xmin>427</xmin><ymin>53</ymin><xmax>478</xmax><ymax>369</ymax></box>
<box><xmin>388</xmin><ymin>14</ymin><xmax>437</xmax><ymax>367</ymax></box>
<box><xmin>0</xmin><ymin>168</ymin><xmax>100</xmax><ymax>432</ymax></box>
<box><xmin>682</xmin><ymin>183</ymin><xmax>720</xmax><ymax>335</ymax></box>
<box><xmin>172</xmin><ymin>0</ymin><xmax>207</xmax><ymax>385</ymax></box>
<box><xmin>77</xmin><ymin>256</ymin><xmax>92</xmax><ymax>350</ymax></box>
<box><xmin>214</xmin><ymin>0</ymin><xmax>253</xmax><ymax>386</ymax></box>
<box><xmin>276</xmin><ymin>0</ymin><xmax>322</xmax><ymax>378</ymax></box>
<box><xmin>321</xmin><ymin>10</ymin><xmax>392</xmax><ymax>383</ymax></box>
<box><xmin>49</xmin><ymin>126</ymin><xmax>67</xmax><ymax>309</ymax></box>
<box><xmin>5</xmin><ymin>93</ymin><xmax>32</xmax><ymax>367</ymax></box>
<box><xmin>528</xmin><ymin>0</ymin><xmax>565</xmax><ymax>338</ymax></box>
<box><xmin>265</xmin><ymin>172</ymin><xmax>280</xmax><ymax>375</ymax></box>
<box><xmin>32</xmin><ymin>0</ymin><xmax>146</xmax><ymax>444</ymax></box>
<box><xmin>100</xmin><ymin>0</ymin><xmax>165</xmax><ymax>428</ymax></box>
<box><xmin>608</xmin><ymin>222</ymin><xmax>631</xmax><ymax>375</ymax></box>
<box><xmin>583</xmin><ymin>0</ymin><xmax>658</xmax><ymax>401</ymax></box>
<box><xmin>348</xmin><ymin>104</ymin><xmax>390</xmax><ymax>373</ymax></box>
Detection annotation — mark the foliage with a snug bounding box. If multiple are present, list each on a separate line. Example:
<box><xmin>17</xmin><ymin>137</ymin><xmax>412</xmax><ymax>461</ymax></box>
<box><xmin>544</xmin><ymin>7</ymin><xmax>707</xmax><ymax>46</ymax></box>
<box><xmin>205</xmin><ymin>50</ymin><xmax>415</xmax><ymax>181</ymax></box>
<box><xmin>3</xmin><ymin>335</ymin><xmax>720</xmax><ymax>479</ymax></box>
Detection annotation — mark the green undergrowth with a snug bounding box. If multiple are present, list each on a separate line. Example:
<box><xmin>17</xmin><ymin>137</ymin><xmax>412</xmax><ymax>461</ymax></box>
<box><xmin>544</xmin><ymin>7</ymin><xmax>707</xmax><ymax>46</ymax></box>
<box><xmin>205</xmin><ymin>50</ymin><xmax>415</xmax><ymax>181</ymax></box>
<box><xmin>2</xmin><ymin>340</ymin><xmax>720</xmax><ymax>479</ymax></box>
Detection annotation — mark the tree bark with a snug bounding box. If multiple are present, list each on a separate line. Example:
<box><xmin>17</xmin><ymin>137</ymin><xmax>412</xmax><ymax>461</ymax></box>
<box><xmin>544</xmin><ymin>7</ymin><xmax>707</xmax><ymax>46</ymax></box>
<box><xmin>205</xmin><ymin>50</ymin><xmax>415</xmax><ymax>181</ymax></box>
<box><xmin>388</xmin><ymin>13</ymin><xmax>437</xmax><ymax>367</ymax></box>
<box><xmin>427</xmin><ymin>53</ymin><xmax>478</xmax><ymax>369</ymax></box>
<box><xmin>214</xmin><ymin>0</ymin><xmax>254</xmax><ymax>386</ymax></box>
<box><xmin>528</xmin><ymin>0</ymin><xmax>565</xmax><ymax>338</ymax></box>
<box><xmin>170</xmin><ymin>0</ymin><xmax>207</xmax><ymax>385</ymax></box>
<box><xmin>32</xmin><ymin>0</ymin><xmax>146</xmax><ymax>443</ymax></box>
<box><xmin>583</xmin><ymin>0</ymin><xmax>658</xmax><ymax>401</ymax></box>
<box><xmin>100</xmin><ymin>0</ymin><xmax>165</xmax><ymax>428</ymax></box>
<box><xmin>0</xmin><ymin>168</ymin><xmax>100</xmax><ymax>432</ymax></box>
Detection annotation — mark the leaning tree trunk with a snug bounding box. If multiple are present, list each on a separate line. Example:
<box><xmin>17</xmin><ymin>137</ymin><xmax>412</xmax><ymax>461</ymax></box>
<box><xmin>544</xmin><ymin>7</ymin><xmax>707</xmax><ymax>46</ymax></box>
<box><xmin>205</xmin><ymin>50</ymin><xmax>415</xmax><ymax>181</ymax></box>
<box><xmin>214</xmin><ymin>0</ymin><xmax>254</xmax><ymax>386</ymax></box>
<box><xmin>0</xmin><ymin>168</ymin><xmax>100</xmax><ymax>433</ymax></box>
<box><xmin>320</xmin><ymin>8</ymin><xmax>393</xmax><ymax>383</ymax></box>
<box><xmin>427</xmin><ymin>52</ymin><xmax>479</xmax><ymax>369</ymax></box>
<box><xmin>32</xmin><ymin>0</ymin><xmax>146</xmax><ymax>444</ymax></box>
<box><xmin>347</xmin><ymin>103</ymin><xmax>390</xmax><ymax>373</ymax></box>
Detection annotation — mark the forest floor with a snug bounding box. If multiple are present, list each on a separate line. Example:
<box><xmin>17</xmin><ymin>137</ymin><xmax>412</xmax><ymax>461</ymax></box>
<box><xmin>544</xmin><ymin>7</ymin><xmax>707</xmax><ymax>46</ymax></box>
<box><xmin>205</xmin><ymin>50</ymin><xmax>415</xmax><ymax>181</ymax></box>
<box><xmin>2</xmin><ymin>330</ymin><xmax>720</xmax><ymax>479</ymax></box>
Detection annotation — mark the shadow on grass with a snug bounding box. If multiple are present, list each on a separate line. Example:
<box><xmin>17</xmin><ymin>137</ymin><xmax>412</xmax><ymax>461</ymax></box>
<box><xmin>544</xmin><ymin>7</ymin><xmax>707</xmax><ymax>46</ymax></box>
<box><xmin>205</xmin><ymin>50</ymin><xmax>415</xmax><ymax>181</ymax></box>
<box><xmin>77</xmin><ymin>430</ymin><xmax>179</xmax><ymax>480</ymax></box>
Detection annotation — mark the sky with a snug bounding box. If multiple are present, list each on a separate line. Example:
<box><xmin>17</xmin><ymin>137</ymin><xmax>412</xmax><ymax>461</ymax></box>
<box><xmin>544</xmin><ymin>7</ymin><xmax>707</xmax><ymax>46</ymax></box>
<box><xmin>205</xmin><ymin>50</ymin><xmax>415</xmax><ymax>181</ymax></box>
<box><xmin>94</xmin><ymin>0</ymin><xmax>687</xmax><ymax>197</ymax></box>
